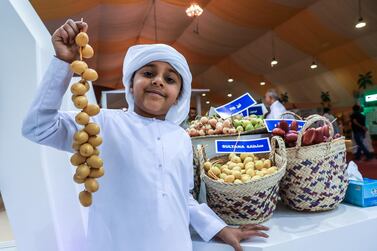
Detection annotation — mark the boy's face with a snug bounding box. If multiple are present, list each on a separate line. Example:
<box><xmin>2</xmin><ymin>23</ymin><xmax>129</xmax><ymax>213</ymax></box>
<box><xmin>130</xmin><ymin>61</ymin><xmax>182</xmax><ymax>119</ymax></box>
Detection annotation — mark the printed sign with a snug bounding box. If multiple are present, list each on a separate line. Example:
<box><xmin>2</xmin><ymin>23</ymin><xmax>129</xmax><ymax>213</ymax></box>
<box><xmin>264</xmin><ymin>119</ymin><xmax>306</xmax><ymax>132</ymax></box>
<box><xmin>215</xmin><ymin>93</ymin><xmax>256</xmax><ymax>119</ymax></box>
<box><xmin>241</xmin><ymin>109</ymin><xmax>249</xmax><ymax>117</ymax></box>
<box><xmin>215</xmin><ymin>137</ymin><xmax>271</xmax><ymax>154</ymax></box>
<box><xmin>247</xmin><ymin>104</ymin><xmax>264</xmax><ymax>116</ymax></box>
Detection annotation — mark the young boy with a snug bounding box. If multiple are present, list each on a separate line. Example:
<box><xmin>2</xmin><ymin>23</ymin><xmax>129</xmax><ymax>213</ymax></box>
<box><xmin>22</xmin><ymin>19</ymin><xmax>268</xmax><ymax>251</ymax></box>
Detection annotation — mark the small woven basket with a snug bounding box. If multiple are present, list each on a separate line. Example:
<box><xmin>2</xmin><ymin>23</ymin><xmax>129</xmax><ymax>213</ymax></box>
<box><xmin>279</xmin><ymin>115</ymin><xmax>348</xmax><ymax>212</ymax></box>
<box><xmin>199</xmin><ymin>136</ymin><xmax>287</xmax><ymax>225</ymax></box>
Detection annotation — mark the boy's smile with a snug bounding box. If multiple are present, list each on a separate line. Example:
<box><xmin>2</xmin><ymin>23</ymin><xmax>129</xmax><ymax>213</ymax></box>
<box><xmin>130</xmin><ymin>61</ymin><xmax>182</xmax><ymax>120</ymax></box>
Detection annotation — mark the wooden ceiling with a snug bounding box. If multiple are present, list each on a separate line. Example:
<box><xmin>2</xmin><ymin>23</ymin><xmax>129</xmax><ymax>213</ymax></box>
<box><xmin>31</xmin><ymin>0</ymin><xmax>377</xmax><ymax>107</ymax></box>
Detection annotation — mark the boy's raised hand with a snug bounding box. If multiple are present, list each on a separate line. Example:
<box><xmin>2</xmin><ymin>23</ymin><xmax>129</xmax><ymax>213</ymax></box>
<box><xmin>216</xmin><ymin>224</ymin><xmax>269</xmax><ymax>251</ymax></box>
<box><xmin>52</xmin><ymin>19</ymin><xmax>88</xmax><ymax>63</ymax></box>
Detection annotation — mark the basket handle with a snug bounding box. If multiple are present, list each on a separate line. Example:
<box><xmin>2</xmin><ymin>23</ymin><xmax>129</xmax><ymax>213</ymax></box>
<box><xmin>304</xmin><ymin>114</ymin><xmax>320</xmax><ymax>121</ymax></box>
<box><xmin>296</xmin><ymin>114</ymin><xmax>334</xmax><ymax>148</ymax></box>
<box><xmin>280</xmin><ymin>111</ymin><xmax>302</xmax><ymax>120</ymax></box>
<box><xmin>269</xmin><ymin>136</ymin><xmax>287</xmax><ymax>168</ymax></box>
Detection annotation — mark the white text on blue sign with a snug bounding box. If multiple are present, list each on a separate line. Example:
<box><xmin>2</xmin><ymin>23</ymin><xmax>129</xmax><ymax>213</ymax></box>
<box><xmin>215</xmin><ymin>137</ymin><xmax>271</xmax><ymax>154</ymax></box>
<box><xmin>215</xmin><ymin>93</ymin><xmax>256</xmax><ymax>118</ymax></box>
<box><xmin>264</xmin><ymin>119</ymin><xmax>306</xmax><ymax>132</ymax></box>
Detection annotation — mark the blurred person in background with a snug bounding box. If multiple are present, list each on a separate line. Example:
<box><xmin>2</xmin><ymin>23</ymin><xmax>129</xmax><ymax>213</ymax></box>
<box><xmin>351</xmin><ymin>104</ymin><xmax>373</xmax><ymax>160</ymax></box>
<box><xmin>181</xmin><ymin>107</ymin><xmax>197</xmax><ymax>129</ymax></box>
<box><xmin>264</xmin><ymin>89</ymin><xmax>289</xmax><ymax>119</ymax></box>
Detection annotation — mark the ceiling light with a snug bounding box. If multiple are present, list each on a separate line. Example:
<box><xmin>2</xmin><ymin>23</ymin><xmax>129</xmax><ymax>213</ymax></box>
<box><xmin>202</xmin><ymin>93</ymin><xmax>206</xmax><ymax>97</ymax></box>
<box><xmin>310</xmin><ymin>61</ymin><xmax>318</xmax><ymax>69</ymax></box>
<box><xmin>186</xmin><ymin>3</ymin><xmax>203</xmax><ymax>17</ymax></box>
<box><xmin>260</xmin><ymin>81</ymin><xmax>266</xmax><ymax>86</ymax></box>
<box><xmin>227</xmin><ymin>93</ymin><xmax>232</xmax><ymax>97</ymax></box>
<box><xmin>355</xmin><ymin>0</ymin><xmax>366</xmax><ymax>29</ymax></box>
<box><xmin>227</xmin><ymin>78</ymin><xmax>234</xmax><ymax>83</ymax></box>
<box><xmin>271</xmin><ymin>57</ymin><xmax>278</xmax><ymax>67</ymax></box>
<box><xmin>355</xmin><ymin>17</ymin><xmax>366</xmax><ymax>29</ymax></box>
<box><xmin>270</xmin><ymin>33</ymin><xmax>278</xmax><ymax>68</ymax></box>
<box><xmin>205</xmin><ymin>101</ymin><xmax>210</xmax><ymax>104</ymax></box>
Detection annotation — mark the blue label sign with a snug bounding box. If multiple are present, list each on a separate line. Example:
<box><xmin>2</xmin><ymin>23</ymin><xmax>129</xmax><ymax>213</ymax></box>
<box><xmin>215</xmin><ymin>93</ymin><xmax>256</xmax><ymax>118</ymax></box>
<box><xmin>215</xmin><ymin>137</ymin><xmax>271</xmax><ymax>154</ymax></box>
<box><xmin>248</xmin><ymin>105</ymin><xmax>264</xmax><ymax>116</ymax></box>
<box><xmin>241</xmin><ymin>109</ymin><xmax>249</xmax><ymax>117</ymax></box>
<box><xmin>264</xmin><ymin>119</ymin><xmax>306</xmax><ymax>132</ymax></box>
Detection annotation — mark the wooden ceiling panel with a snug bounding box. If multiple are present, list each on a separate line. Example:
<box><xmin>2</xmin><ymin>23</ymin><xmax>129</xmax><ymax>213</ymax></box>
<box><xmin>30</xmin><ymin>0</ymin><xmax>377</xmax><ymax>108</ymax></box>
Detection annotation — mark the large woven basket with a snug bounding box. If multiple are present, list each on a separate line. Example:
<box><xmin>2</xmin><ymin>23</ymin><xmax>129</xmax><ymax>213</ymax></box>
<box><xmin>199</xmin><ymin>136</ymin><xmax>286</xmax><ymax>225</ymax></box>
<box><xmin>279</xmin><ymin>115</ymin><xmax>348</xmax><ymax>212</ymax></box>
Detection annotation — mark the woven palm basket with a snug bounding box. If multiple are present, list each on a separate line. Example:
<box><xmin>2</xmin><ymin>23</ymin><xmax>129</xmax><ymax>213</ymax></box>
<box><xmin>279</xmin><ymin>115</ymin><xmax>348</xmax><ymax>212</ymax></box>
<box><xmin>199</xmin><ymin>136</ymin><xmax>286</xmax><ymax>225</ymax></box>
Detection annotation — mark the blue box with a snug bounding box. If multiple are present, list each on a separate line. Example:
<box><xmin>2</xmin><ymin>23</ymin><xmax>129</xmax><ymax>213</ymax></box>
<box><xmin>344</xmin><ymin>178</ymin><xmax>377</xmax><ymax>207</ymax></box>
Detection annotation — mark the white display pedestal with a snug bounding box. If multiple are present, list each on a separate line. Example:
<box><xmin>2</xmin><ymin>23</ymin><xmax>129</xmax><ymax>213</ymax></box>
<box><xmin>192</xmin><ymin>203</ymin><xmax>377</xmax><ymax>251</ymax></box>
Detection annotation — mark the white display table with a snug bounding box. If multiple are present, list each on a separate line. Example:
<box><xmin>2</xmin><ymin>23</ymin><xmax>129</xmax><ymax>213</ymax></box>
<box><xmin>192</xmin><ymin>203</ymin><xmax>377</xmax><ymax>251</ymax></box>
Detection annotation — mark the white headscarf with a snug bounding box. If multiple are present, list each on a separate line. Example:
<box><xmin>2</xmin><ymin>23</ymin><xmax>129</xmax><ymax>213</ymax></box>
<box><xmin>122</xmin><ymin>44</ymin><xmax>192</xmax><ymax>125</ymax></box>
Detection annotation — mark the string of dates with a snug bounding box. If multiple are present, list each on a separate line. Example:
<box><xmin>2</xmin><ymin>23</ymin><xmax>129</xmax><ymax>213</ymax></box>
<box><xmin>69</xmin><ymin>29</ymin><xmax>104</xmax><ymax>207</ymax></box>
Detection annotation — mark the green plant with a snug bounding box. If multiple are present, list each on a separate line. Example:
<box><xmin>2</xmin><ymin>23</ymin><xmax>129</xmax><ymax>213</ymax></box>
<box><xmin>357</xmin><ymin>71</ymin><xmax>373</xmax><ymax>89</ymax></box>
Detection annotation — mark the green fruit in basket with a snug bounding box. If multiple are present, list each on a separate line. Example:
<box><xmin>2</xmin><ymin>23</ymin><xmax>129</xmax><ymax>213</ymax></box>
<box><xmin>256</xmin><ymin>170</ymin><xmax>265</xmax><ymax>176</ymax></box>
<box><xmin>219</xmin><ymin>173</ymin><xmax>227</xmax><ymax>180</ymax></box>
<box><xmin>233</xmin><ymin>119</ymin><xmax>242</xmax><ymax>128</ymax></box>
<box><xmin>249</xmin><ymin>118</ymin><xmax>258</xmax><ymax>126</ymax></box>
<box><xmin>255</xmin><ymin>160</ymin><xmax>264</xmax><ymax>170</ymax></box>
<box><xmin>243</xmin><ymin>157</ymin><xmax>254</xmax><ymax>165</ymax></box>
<box><xmin>245</xmin><ymin>123</ymin><xmax>254</xmax><ymax>131</ymax></box>
<box><xmin>241</xmin><ymin>174</ymin><xmax>251</xmax><ymax>183</ymax></box>
<box><xmin>223</xmin><ymin>168</ymin><xmax>232</xmax><ymax>175</ymax></box>
<box><xmin>246</xmin><ymin>168</ymin><xmax>255</xmax><ymax>177</ymax></box>
<box><xmin>211</xmin><ymin>166</ymin><xmax>221</xmax><ymax>176</ymax></box>
<box><xmin>240</xmin><ymin>153</ymin><xmax>250</xmax><ymax>161</ymax></box>
<box><xmin>241</xmin><ymin>120</ymin><xmax>250</xmax><ymax>128</ymax></box>
<box><xmin>233</xmin><ymin>114</ymin><xmax>243</xmax><ymax>120</ymax></box>
<box><xmin>224</xmin><ymin>175</ymin><xmax>235</xmax><ymax>183</ymax></box>
<box><xmin>234</xmin><ymin>179</ymin><xmax>243</xmax><ymax>184</ymax></box>
<box><xmin>263</xmin><ymin>159</ymin><xmax>271</xmax><ymax>169</ymax></box>
<box><xmin>245</xmin><ymin>162</ymin><xmax>254</xmax><ymax>170</ymax></box>
<box><xmin>236</xmin><ymin>126</ymin><xmax>244</xmax><ymax>132</ymax></box>
<box><xmin>229</xmin><ymin>153</ymin><xmax>237</xmax><ymax>160</ymax></box>
<box><xmin>236</xmin><ymin>163</ymin><xmax>244</xmax><ymax>168</ymax></box>
<box><xmin>220</xmin><ymin>164</ymin><xmax>228</xmax><ymax>171</ymax></box>
<box><xmin>203</xmin><ymin>162</ymin><xmax>212</xmax><ymax>171</ymax></box>
<box><xmin>228</xmin><ymin>162</ymin><xmax>237</xmax><ymax>170</ymax></box>
<box><xmin>231</xmin><ymin>156</ymin><xmax>242</xmax><ymax>163</ymax></box>
<box><xmin>232</xmin><ymin>170</ymin><xmax>242</xmax><ymax>179</ymax></box>
<box><xmin>232</xmin><ymin>166</ymin><xmax>241</xmax><ymax>172</ymax></box>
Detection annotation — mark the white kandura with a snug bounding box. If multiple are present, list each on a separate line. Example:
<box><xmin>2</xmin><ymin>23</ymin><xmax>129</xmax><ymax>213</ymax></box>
<box><xmin>22</xmin><ymin>56</ymin><xmax>226</xmax><ymax>251</ymax></box>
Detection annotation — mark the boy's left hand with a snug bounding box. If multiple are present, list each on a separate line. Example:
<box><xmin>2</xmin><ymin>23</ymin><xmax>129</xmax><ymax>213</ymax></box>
<box><xmin>216</xmin><ymin>224</ymin><xmax>269</xmax><ymax>251</ymax></box>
